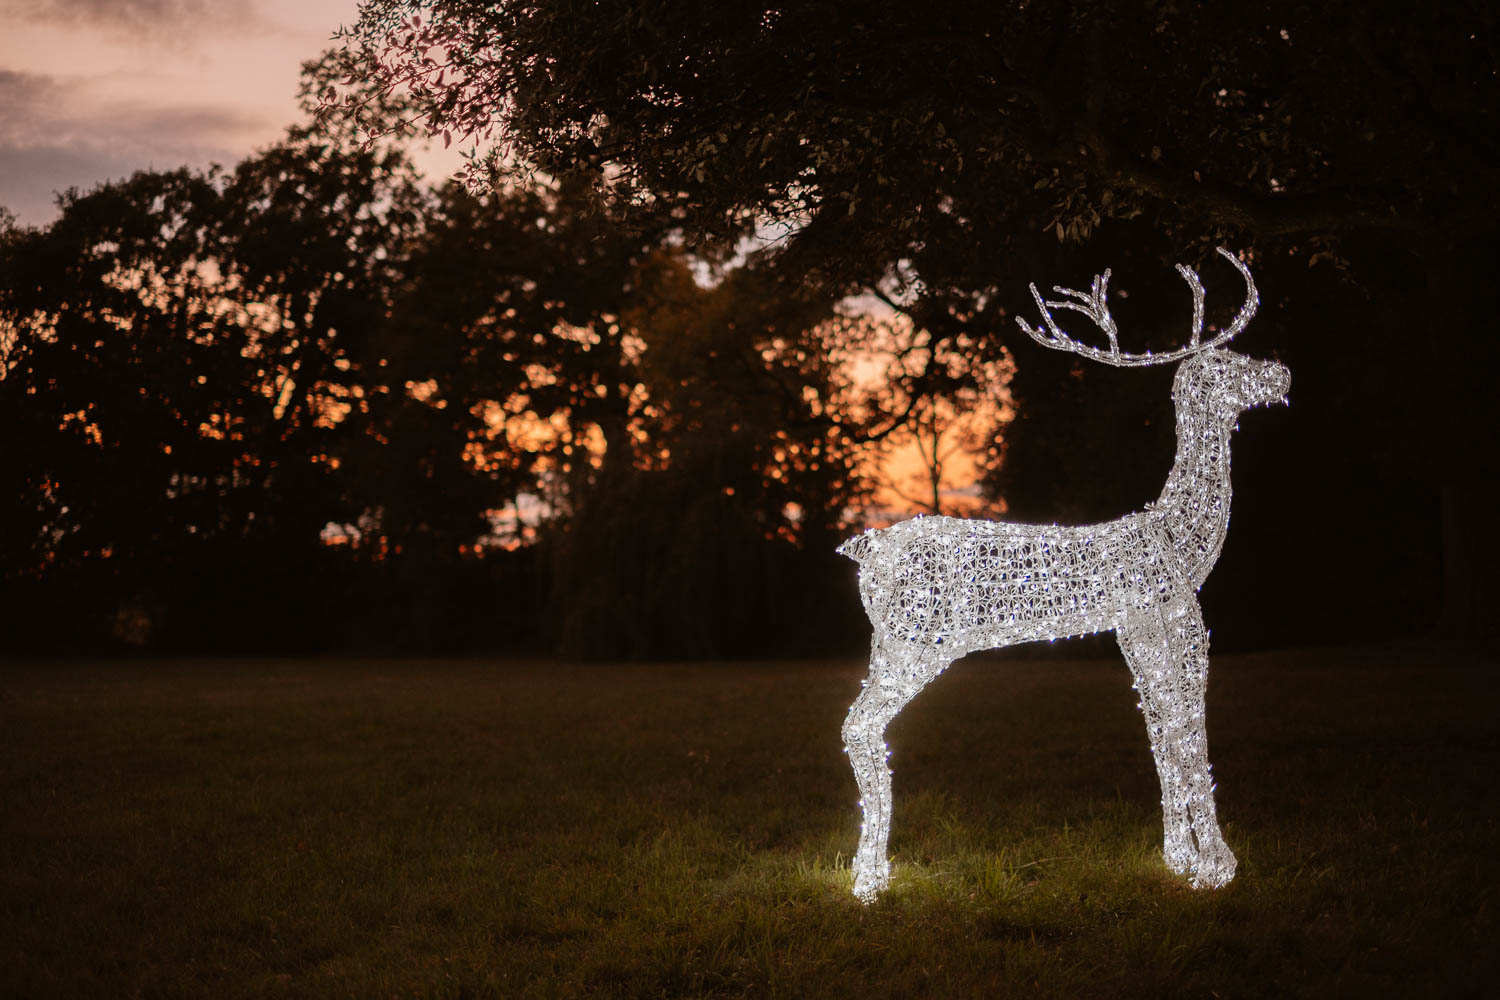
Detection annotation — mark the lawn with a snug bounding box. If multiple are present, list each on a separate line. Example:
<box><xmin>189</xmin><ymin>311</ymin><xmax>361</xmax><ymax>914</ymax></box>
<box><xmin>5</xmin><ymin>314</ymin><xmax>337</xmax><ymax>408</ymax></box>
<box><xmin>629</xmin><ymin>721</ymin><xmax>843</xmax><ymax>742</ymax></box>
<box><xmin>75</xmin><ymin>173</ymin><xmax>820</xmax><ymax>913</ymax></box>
<box><xmin>3</xmin><ymin>642</ymin><xmax>1497</xmax><ymax>997</ymax></box>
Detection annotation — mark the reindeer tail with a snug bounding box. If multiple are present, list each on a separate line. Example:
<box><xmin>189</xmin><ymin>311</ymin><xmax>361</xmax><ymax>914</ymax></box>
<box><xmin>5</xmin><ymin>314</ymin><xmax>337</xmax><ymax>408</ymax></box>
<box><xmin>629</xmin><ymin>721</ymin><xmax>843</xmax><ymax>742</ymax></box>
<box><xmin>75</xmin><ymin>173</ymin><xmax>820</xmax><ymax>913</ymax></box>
<box><xmin>837</xmin><ymin>529</ymin><xmax>879</xmax><ymax>565</ymax></box>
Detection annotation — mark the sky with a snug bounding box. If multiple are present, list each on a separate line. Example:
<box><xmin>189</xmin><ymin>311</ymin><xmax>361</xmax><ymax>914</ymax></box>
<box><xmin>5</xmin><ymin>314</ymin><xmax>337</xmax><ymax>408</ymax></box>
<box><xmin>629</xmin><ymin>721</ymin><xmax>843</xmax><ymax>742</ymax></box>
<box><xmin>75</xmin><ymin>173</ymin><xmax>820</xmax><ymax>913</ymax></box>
<box><xmin>0</xmin><ymin>0</ymin><xmax>459</xmax><ymax>227</ymax></box>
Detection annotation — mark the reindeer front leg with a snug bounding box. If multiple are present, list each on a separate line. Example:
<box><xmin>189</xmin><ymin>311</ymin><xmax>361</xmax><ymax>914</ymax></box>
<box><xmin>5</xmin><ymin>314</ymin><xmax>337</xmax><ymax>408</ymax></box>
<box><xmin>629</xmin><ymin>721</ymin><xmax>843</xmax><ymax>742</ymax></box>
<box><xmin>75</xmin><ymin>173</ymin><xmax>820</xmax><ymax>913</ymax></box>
<box><xmin>1118</xmin><ymin>597</ymin><xmax>1237</xmax><ymax>889</ymax></box>
<box><xmin>842</xmin><ymin>635</ymin><xmax>944</xmax><ymax>901</ymax></box>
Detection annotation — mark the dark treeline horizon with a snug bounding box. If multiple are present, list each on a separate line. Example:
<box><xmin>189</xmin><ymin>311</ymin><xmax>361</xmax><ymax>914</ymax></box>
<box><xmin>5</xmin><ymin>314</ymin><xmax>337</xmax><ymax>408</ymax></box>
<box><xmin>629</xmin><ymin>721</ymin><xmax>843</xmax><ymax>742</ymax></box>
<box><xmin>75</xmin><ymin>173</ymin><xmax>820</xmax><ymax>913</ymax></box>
<box><xmin>0</xmin><ymin>140</ymin><xmax>1462</xmax><ymax>658</ymax></box>
<box><xmin>0</xmin><ymin>135</ymin><xmax>885</xmax><ymax>659</ymax></box>
<box><xmin>3</xmin><ymin>1</ymin><xmax>1495</xmax><ymax>658</ymax></box>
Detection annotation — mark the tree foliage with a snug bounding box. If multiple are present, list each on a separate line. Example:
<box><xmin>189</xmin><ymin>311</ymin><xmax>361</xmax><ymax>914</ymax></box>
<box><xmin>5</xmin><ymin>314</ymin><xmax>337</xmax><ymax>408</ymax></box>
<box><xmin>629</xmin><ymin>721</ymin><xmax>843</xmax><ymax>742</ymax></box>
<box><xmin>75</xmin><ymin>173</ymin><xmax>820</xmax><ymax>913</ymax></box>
<box><xmin>0</xmin><ymin>131</ymin><xmax>881</xmax><ymax>655</ymax></box>
<box><xmin>319</xmin><ymin>0</ymin><xmax>1499</xmax><ymax>638</ymax></box>
<box><xmin>321</xmin><ymin>2</ymin><xmax>1493</xmax><ymax>269</ymax></box>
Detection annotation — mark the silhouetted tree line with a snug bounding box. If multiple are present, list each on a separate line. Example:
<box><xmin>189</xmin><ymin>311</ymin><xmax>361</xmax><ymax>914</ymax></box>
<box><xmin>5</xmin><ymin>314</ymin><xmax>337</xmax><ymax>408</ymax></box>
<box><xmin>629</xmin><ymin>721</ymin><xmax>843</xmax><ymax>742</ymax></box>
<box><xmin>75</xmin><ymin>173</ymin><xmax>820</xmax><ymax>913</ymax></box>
<box><xmin>320</xmin><ymin>0</ymin><xmax>1497</xmax><ymax>644</ymax></box>
<box><xmin>0</xmin><ymin>134</ymin><xmax>883</xmax><ymax>656</ymax></box>
<box><xmin>5</xmin><ymin>1</ymin><xmax>1496</xmax><ymax>657</ymax></box>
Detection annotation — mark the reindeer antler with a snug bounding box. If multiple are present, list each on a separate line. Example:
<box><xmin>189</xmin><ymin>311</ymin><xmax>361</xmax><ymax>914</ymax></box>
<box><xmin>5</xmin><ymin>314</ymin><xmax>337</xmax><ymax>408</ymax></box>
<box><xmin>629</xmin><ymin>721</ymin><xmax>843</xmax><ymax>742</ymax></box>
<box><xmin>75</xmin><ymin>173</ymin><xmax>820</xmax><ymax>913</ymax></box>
<box><xmin>1017</xmin><ymin>248</ymin><xmax>1259</xmax><ymax>367</ymax></box>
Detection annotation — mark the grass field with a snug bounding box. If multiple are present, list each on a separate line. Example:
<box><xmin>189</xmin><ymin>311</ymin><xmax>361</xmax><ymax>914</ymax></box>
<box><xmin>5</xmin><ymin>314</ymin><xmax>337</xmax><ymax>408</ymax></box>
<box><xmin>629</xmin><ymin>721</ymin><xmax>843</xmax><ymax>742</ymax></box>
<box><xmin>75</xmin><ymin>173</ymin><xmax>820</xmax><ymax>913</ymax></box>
<box><xmin>3</xmin><ymin>642</ymin><xmax>1497</xmax><ymax>998</ymax></box>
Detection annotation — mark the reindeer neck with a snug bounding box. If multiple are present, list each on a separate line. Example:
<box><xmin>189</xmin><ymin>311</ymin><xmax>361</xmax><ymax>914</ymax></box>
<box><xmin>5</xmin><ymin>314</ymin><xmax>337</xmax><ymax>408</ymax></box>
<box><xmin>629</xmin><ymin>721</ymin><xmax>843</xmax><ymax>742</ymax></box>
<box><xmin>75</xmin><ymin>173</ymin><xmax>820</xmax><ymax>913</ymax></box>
<box><xmin>1154</xmin><ymin>390</ymin><xmax>1238</xmax><ymax>588</ymax></box>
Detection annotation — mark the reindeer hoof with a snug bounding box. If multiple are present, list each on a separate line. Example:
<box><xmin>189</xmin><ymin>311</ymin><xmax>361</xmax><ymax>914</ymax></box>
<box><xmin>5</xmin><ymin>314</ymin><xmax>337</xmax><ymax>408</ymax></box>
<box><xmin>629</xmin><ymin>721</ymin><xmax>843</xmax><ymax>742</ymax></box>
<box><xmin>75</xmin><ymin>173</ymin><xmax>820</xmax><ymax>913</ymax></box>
<box><xmin>1187</xmin><ymin>846</ymin><xmax>1237</xmax><ymax>889</ymax></box>
<box><xmin>852</xmin><ymin>854</ymin><xmax>890</xmax><ymax>901</ymax></box>
<box><xmin>1162</xmin><ymin>838</ymin><xmax>1195</xmax><ymax>877</ymax></box>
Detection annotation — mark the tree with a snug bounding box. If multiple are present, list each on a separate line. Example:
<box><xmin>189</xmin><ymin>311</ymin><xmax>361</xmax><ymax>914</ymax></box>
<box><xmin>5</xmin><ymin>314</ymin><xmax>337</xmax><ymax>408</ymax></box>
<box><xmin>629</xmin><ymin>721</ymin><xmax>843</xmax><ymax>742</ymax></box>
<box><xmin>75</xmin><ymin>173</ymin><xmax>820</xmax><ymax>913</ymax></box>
<box><xmin>0</xmin><ymin>127</ymin><xmax>887</xmax><ymax>655</ymax></box>
<box><xmin>322</xmin><ymin>3</ymin><xmax>1495</xmax><ymax>248</ymax></box>
<box><xmin>0</xmin><ymin>135</ymin><xmax>459</xmax><ymax>647</ymax></box>
<box><xmin>383</xmin><ymin>174</ymin><xmax>898</xmax><ymax>657</ymax></box>
<box><xmin>321</xmin><ymin>0</ymin><xmax>1500</xmax><ymax>639</ymax></box>
<box><xmin>0</xmin><ymin>167</ymin><xmax>256</xmax><ymax>615</ymax></box>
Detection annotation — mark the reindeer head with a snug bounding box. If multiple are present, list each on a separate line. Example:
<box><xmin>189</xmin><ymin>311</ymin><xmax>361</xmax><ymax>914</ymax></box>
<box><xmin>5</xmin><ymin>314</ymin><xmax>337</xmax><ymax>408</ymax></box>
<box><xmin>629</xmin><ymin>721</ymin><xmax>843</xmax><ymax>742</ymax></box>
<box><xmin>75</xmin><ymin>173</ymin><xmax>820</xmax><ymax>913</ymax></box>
<box><xmin>1016</xmin><ymin>247</ymin><xmax>1290</xmax><ymax>414</ymax></box>
<box><xmin>1177</xmin><ymin>349</ymin><xmax>1291</xmax><ymax>417</ymax></box>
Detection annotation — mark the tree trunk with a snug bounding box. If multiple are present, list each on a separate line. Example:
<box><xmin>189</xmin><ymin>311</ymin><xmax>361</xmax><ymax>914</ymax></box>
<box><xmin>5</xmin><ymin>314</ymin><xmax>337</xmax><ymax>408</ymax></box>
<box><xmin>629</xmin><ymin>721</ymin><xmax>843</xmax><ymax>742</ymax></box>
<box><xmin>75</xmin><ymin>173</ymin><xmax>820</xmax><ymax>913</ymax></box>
<box><xmin>1422</xmin><ymin>236</ymin><xmax>1499</xmax><ymax>639</ymax></box>
<box><xmin>1435</xmin><ymin>483</ymin><xmax>1499</xmax><ymax>638</ymax></box>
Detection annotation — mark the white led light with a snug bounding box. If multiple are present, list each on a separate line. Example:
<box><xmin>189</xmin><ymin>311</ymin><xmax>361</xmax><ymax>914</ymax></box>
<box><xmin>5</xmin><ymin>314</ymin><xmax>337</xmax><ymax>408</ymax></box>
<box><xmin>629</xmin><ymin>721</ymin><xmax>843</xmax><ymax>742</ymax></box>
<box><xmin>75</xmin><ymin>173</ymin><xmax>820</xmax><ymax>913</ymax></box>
<box><xmin>839</xmin><ymin>249</ymin><xmax>1288</xmax><ymax>901</ymax></box>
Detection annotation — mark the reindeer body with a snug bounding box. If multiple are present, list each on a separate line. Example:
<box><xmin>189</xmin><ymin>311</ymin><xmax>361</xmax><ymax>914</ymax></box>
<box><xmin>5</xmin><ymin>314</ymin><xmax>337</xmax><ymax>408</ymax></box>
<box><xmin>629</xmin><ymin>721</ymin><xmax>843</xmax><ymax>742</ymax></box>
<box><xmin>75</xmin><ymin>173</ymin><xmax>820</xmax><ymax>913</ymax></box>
<box><xmin>842</xmin><ymin>512</ymin><xmax>1170</xmax><ymax>652</ymax></box>
<box><xmin>839</xmin><ymin>253</ymin><xmax>1289</xmax><ymax>901</ymax></box>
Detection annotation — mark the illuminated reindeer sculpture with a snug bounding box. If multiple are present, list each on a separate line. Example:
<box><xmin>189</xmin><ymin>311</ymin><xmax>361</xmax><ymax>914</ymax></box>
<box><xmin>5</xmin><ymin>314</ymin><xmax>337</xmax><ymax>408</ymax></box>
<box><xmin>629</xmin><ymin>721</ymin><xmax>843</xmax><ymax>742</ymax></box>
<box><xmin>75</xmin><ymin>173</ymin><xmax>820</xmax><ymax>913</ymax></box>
<box><xmin>839</xmin><ymin>249</ymin><xmax>1289</xmax><ymax>901</ymax></box>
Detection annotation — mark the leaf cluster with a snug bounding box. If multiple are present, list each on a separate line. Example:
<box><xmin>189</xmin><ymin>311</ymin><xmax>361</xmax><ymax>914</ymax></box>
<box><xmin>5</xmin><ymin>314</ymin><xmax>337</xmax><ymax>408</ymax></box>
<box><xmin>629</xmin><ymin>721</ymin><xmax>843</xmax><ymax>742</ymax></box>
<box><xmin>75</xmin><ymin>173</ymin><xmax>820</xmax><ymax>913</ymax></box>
<box><xmin>322</xmin><ymin>1</ymin><xmax>1497</xmax><ymax>266</ymax></box>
